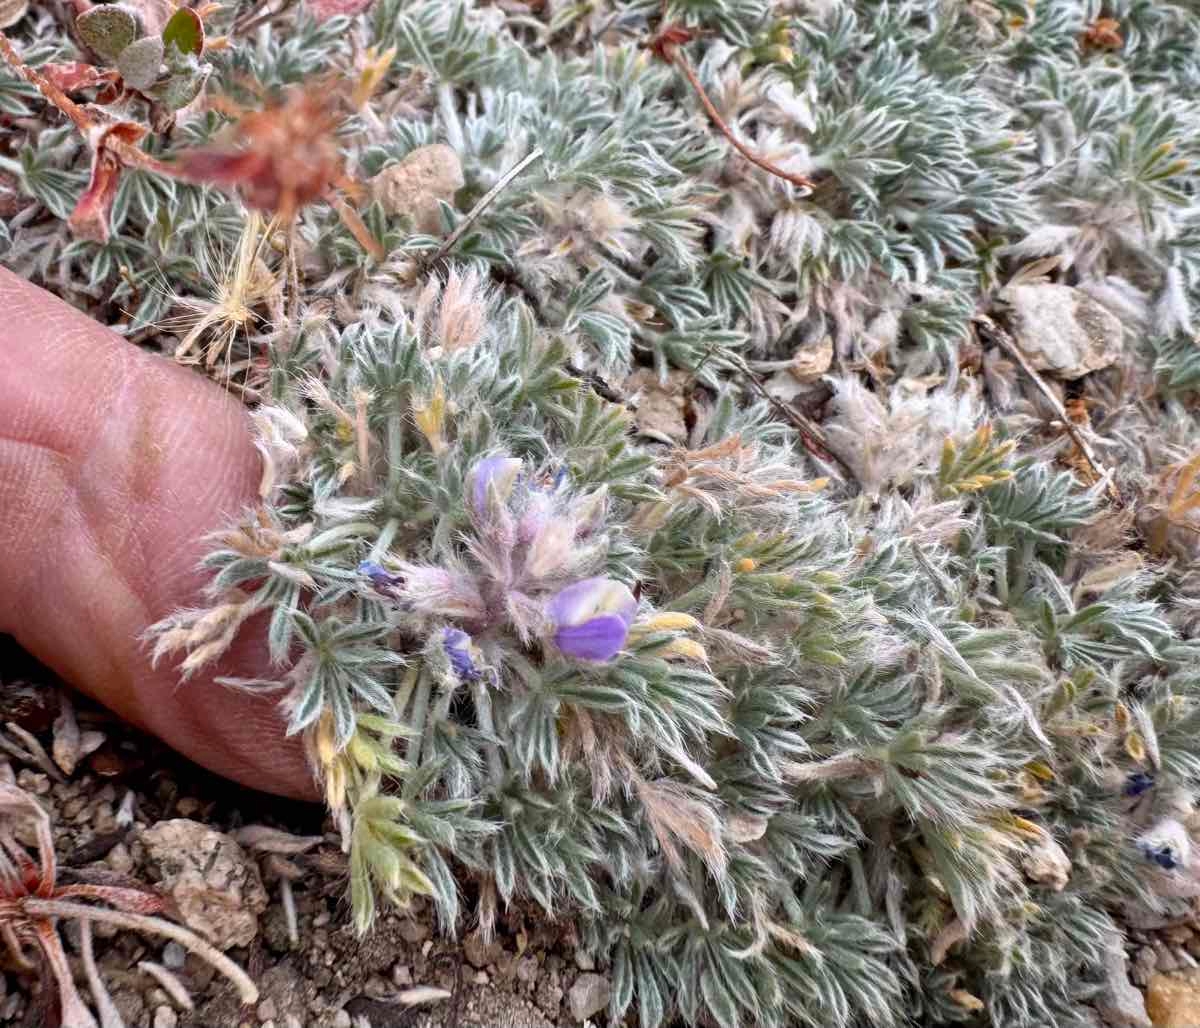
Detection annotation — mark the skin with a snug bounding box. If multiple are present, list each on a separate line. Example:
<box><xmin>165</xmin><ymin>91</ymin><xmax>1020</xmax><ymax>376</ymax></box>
<box><xmin>0</xmin><ymin>267</ymin><xmax>317</xmax><ymax>801</ymax></box>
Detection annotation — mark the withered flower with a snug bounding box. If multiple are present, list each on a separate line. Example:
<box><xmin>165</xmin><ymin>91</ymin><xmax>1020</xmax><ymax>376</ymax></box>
<box><xmin>1080</xmin><ymin>17</ymin><xmax>1123</xmax><ymax>51</ymax></box>
<box><xmin>70</xmin><ymin>118</ymin><xmax>149</xmax><ymax>242</ymax></box>
<box><xmin>174</xmin><ymin>83</ymin><xmax>384</xmax><ymax>257</ymax></box>
<box><xmin>175</xmin><ymin>85</ymin><xmax>346</xmax><ymax>223</ymax></box>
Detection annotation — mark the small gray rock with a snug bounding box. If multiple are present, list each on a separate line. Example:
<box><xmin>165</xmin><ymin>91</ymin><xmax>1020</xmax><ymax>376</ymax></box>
<box><xmin>369</xmin><ymin>144</ymin><xmax>464</xmax><ymax>234</ymax></box>
<box><xmin>152</xmin><ymin>1006</ymin><xmax>179</xmax><ymax>1028</ymax></box>
<box><xmin>1000</xmin><ymin>283</ymin><xmax>1123</xmax><ymax>379</ymax></box>
<box><xmin>516</xmin><ymin>955</ymin><xmax>539</xmax><ymax>986</ymax></box>
<box><xmin>1097</xmin><ymin>940</ymin><xmax>1152</xmax><ymax>1028</ymax></box>
<box><xmin>464</xmin><ymin>928</ymin><xmax>501</xmax><ymax>969</ymax></box>
<box><xmin>140</xmin><ymin>819</ymin><xmax>268</xmax><ymax>951</ymax></box>
<box><xmin>398</xmin><ymin>917</ymin><xmax>430</xmax><ymax>944</ymax></box>
<box><xmin>162</xmin><ymin>942</ymin><xmax>187</xmax><ymax>970</ymax></box>
<box><xmin>1155</xmin><ymin>940</ymin><xmax>1179</xmax><ymax>973</ymax></box>
<box><xmin>567</xmin><ymin>973</ymin><xmax>611</xmax><ymax>1023</ymax></box>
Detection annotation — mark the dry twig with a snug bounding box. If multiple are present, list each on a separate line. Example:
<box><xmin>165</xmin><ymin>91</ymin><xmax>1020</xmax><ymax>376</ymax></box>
<box><xmin>725</xmin><ymin>353</ymin><xmax>855</xmax><ymax>482</ymax></box>
<box><xmin>649</xmin><ymin>25</ymin><xmax>815</xmax><ymax>193</ymax></box>
<box><xmin>427</xmin><ymin>147</ymin><xmax>545</xmax><ymax>266</ymax></box>
<box><xmin>973</xmin><ymin>314</ymin><xmax>1118</xmax><ymax>500</ymax></box>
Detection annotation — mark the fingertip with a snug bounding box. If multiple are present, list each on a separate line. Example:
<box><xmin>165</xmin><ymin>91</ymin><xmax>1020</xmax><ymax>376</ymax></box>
<box><xmin>0</xmin><ymin>270</ymin><xmax>316</xmax><ymax>800</ymax></box>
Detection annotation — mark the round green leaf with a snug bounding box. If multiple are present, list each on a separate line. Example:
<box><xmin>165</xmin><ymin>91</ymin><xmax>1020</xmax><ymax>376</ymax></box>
<box><xmin>161</xmin><ymin>7</ymin><xmax>204</xmax><ymax>56</ymax></box>
<box><xmin>116</xmin><ymin>33</ymin><xmax>164</xmax><ymax>91</ymax></box>
<box><xmin>76</xmin><ymin>3</ymin><xmax>141</xmax><ymax>63</ymax></box>
<box><xmin>147</xmin><ymin>60</ymin><xmax>210</xmax><ymax>111</ymax></box>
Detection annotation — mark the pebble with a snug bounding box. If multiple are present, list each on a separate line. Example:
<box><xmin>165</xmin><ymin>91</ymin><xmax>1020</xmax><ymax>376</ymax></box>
<box><xmin>91</xmin><ymin>801</ymin><xmax>117</xmax><ymax>833</ymax></box>
<box><xmin>623</xmin><ymin>368</ymin><xmax>692</xmax><ymax>444</ymax></box>
<box><xmin>1148</xmin><ymin>970</ymin><xmax>1200</xmax><ymax>1027</ymax></box>
<box><xmin>332</xmin><ymin>1011</ymin><xmax>352</xmax><ymax>1028</ymax></box>
<box><xmin>464</xmin><ymin>928</ymin><xmax>502</xmax><ymax>969</ymax></box>
<box><xmin>162</xmin><ymin>942</ymin><xmax>187</xmax><ymax>970</ymax></box>
<box><xmin>152</xmin><ymin>1006</ymin><xmax>178</xmax><ymax>1028</ymax></box>
<box><xmin>399</xmin><ymin>918</ymin><xmax>430</xmax><ymax>944</ymax></box>
<box><xmin>516</xmin><ymin>955</ymin><xmax>539</xmax><ymax>985</ymax></box>
<box><xmin>257</xmin><ymin>999</ymin><xmax>278</xmax><ymax>1021</ymax></box>
<box><xmin>175</xmin><ymin>797</ymin><xmax>204</xmax><ymax>817</ymax></box>
<box><xmin>363</xmin><ymin>975</ymin><xmax>390</xmax><ymax>998</ymax></box>
<box><xmin>1156</xmin><ymin>942</ymin><xmax>1180</xmax><ymax>974</ymax></box>
<box><xmin>368</xmin><ymin>144</ymin><xmax>464</xmax><ymax>234</ymax></box>
<box><xmin>140</xmin><ymin>819</ymin><xmax>268</xmax><ymax>951</ymax></box>
<box><xmin>1098</xmin><ymin>942</ymin><xmax>1151</xmax><ymax>1028</ymax></box>
<box><xmin>1001</xmin><ymin>282</ymin><xmax>1123</xmax><ymax>379</ymax></box>
<box><xmin>1132</xmin><ymin>947</ymin><xmax>1160</xmax><ymax>987</ymax></box>
<box><xmin>106</xmin><ymin>842</ymin><xmax>134</xmax><ymax>874</ymax></box>
<box><xmin>16</xmin><ymin>770</ymin><xmax>49</xmax><ymax>795</ymax></box>
<box><xmin>567</xmin><ymin>973</ymin><xmax>611</xmax><ymax>1023</ymax></box>
<box><xmin>392</xmin><ymin>964</ymin><xmax>413</xmax><ymax>986</ymax></box>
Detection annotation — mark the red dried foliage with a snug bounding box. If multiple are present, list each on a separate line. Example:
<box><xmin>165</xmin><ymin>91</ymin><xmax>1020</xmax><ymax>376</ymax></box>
<box><xmin>173</xmin><ymin>83</ymin><xmax>384</xmax><ymax>258</ymax></box>
<box><xmin>40</xmin><ymin>61</ymin><xmax>121</xmax><ymax>100</ymax></box>
<box><xmin>1081</xmin><ymin>17</ymin><xmax>1123</xmax><ymax>51</ymax></box>
<box><xmin>648</xmin><ymin>22</ymin><xmax>695</xmax><ymax>62</ymax></box>
<box><xmin>70</xmin><ymin>119</ymin><xmax>149</xmax><ymax>242</ymax></box>
<box><xmin>174</xmin><ymin>85</ymin><xmax>350</xmax><ymax>222</ymax></box>
<box><xmin>1</xmin><ymin>785</ymin><xmax>165</xmax><ymax>1024</ymax></box>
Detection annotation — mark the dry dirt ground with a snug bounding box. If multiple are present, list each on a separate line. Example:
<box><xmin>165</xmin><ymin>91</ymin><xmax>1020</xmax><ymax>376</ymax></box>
<box><xmin>6</xmin><ymin>634</ymin><xmax>1200</xmax><ymax>1028</ymax></box>
<box><xmin>0</xmin><ymin>636</ymin><xmax>613</xmax><ymax>1028</ymax></box>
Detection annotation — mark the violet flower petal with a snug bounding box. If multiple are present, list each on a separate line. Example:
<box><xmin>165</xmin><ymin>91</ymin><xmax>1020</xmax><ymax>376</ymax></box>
<box><xmin>443</xmin><ymin>627</ymin><xmax>482</xmax><ymax>681</ymax></box>
<box><xmin>546</xmin><ymin>577</ymin><xmax>637</xmax><ymax>629</ymax></box>
<box><xmin>469</xmin><ymin>455</ymin><xmax>522</xmax><ymax>514</ymax></box>
<box><xmin>358</xmin><ymin>560</ymin><xmax>403</xmax><ymax>596</ymax></box>
<box><xmin>554</xmin><ymin>614</ymin><xmax>631</xmax><ymax>662</ymax></box>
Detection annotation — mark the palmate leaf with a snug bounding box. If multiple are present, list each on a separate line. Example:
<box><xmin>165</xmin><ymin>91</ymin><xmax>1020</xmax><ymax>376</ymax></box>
<box><xmin>107</xmin><ymin>0</ymin><xmax>1200</xmax><ymax>1024</ymax></box>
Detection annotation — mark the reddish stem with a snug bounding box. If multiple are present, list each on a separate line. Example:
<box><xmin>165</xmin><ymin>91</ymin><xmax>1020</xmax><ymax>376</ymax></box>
<box><xmin>329</xmin><ymin>190</ymin><xmax>385</xmax><ymax>262</ymax></box>
<box><xmin>0</xmin><ymin>31</ymin><xmax>94</xmax><ymax>134</ymax></box>
<box><xmin>654</xmin><ymin>31</ymin><xmax>815</xmax><ymax>192</ymax></box>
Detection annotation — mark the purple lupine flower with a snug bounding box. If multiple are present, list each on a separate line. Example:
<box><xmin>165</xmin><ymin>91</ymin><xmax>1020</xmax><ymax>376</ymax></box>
<box><xmin>1124</xmin><ymin>771</ymin><xmax>1155</xmax><ymax>797</ymax></box>
<box><xmin>1136</xmin><ymin>819</ymin><xmax>1190</xmax><ymax>872</ymax></box>
<box><xmin>1139</xmin><ymin>841</ymin><xmax>1181</xmax><ymax>870</ymax></box>
<box><xmin>469</xmin><ymin>455</ymin><xmax>523</xmax><ymax>515</ymax></box>
<box><xmin>517</xmin><ymin>491</ymin><xmax>555</xmax><ymax>547</ymax></box>
<box><xmin>570</xmin><ymin>486</ymin><xmax>608</xmax><ymax>540</ymax></box>
<box><xmin>443</xmin><ymin>627</ymin><xmax>482</xmax><ymax>681</ymax></box>
<box><xmin>547</xmin><ymin>577</ymin><xmax>638</xmax><ymax>662</ymax></box>
<box><xmin>358</xmin><ymin>560</ymin><xmax>403</xmax><ymax>597</ymax></box>
<box><xmin>396</xmin><ymin>562</ymin><xmax>487</xmax><ymax>621</ymax></box>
